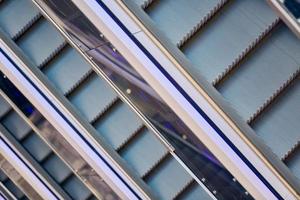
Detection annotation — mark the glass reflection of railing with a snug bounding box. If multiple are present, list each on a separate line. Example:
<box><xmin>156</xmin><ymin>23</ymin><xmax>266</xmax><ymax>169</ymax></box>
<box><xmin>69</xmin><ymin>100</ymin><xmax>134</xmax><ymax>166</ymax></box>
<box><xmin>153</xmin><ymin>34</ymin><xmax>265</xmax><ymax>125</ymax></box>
<box><xmin>32</xmin><ymin>0</ymin><xmax>253</xmax><ymax>199</ymax></box>
<box><xmin>0</xmin><ymin>72</ymin><xmax>119</xmax><ymax>200</ymax></box>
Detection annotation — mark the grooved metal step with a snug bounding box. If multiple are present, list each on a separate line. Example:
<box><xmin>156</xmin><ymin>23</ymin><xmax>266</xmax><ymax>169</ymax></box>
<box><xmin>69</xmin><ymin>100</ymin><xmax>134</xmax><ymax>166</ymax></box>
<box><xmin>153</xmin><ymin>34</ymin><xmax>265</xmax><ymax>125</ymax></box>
<box><xmin>0</xmin><ymin>0</ymin><xmax>40</xmax><ymax>40</ymax></box>
<box><xmin>252</xmin><ymin>78</ymin><xmax>300</xmax><ymax>161</ymax></box>
<box><xmin>218</xmin><ymin>24</ymin><xmax>300</xmax><ymax>121</ymax></box>
<box><xmin>16</xmin><ymin>18</ymin><xmax>65</xmax><ymax>67</ymax></box>
<box><xmin>181</xmin><ymin>0</ymin><xmax>277</xmax><ymax>83</ymax></box>
<box><xmin>146</xmin><ymin>0</ymin><xmax>222</xmax><ymax>45</ymax></box>
<box><xmin>145</xmin><ymin>156</ymin><xmax>193</xmax><ymax>200</ymax></box>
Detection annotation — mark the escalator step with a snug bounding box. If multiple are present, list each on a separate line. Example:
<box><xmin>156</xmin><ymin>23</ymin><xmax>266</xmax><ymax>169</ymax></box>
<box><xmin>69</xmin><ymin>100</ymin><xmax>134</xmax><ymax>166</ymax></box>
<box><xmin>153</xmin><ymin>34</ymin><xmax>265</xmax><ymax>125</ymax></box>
<box><xmin>0</xmin><ymin>97</ymin><xmax>11</xmax><ymax>118</ymax></box>
<box><xmin>17</xmin><ymin>18</ymin><xmax>65</xmax><ymax>67</ymax></box>
<box><xmin>94</xmin><ymin>102</ymin><xmax>143</xmax><ymax>150</ymax></box>
<box><xmin>218</xmin><ymin>25</ymin><xmax>300</xmax><ymax>122</ymax></box>
<box><xmin>69</xmin><ymin>74</ymin><xmax>117</xmax><ymax>122</ymax></box>
<box><xmin>43</xmin><ymin>46</ymin><xmax>92</xmax><ymax>95</ymax></box>
<box><xmin>287</xmin><ymin>148</ymin><xmax>300</xmax><ymax>180</ymax></box>
<box><xmin>146</xmin><ymin>0</ymin><xmax>222</xmax><ymax>45</ymax></box>
<box><xmin>146</xmin><ymin>156</ymin><xmax>193</xmax><ymax>200</ymax></box>
<box><xmin>120</xmin><ymin>129</ymin><xmax>168</xmax><ymax>177</ymax></box>
<box><xmin>2</xmin><ymin>111</ymin><xmax>31</xmax><ymax>140</ymax></box>
<box><xmin>182</xmin><ymin>0</ymin><xmax>277</xmax><ymax>83</ymax></box>
<box><xmin>42</xmin><ymin>154</ymin><xmax>72</xmax><ymax>184</ymax></box>
<box><xmin>0</xmin><ymin>0</ymin><xmax>40</xmax><ymax>39</ymax></box>
<box><xmin>63</xmin><ymin>175</ymin><xmax>92</xmax><ymax>200</ymax></box>
<box><xmin>0</xmin><ymin>171</ymin><xmax>7</xmax><ymax>181</ymax></box>
<box><xmin>22</xmin><ymin>133</ymin><xmax>52</xmax><ymax>162</ymax></box>
<box><xmin>252</xmin><ymin>79</ymin><xmax>300</xmax><ymax>158</ymax></box>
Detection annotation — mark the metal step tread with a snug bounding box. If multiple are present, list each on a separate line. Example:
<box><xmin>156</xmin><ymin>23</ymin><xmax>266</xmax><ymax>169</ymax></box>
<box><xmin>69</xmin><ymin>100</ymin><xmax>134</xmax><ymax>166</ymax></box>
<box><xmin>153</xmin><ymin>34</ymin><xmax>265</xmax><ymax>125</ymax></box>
<box><xmin>218</xmin><ymin>24</ymin><xmax>300</xmax><ymax>121</ymax></box>
<box><xmin>93</xmin><ymin>100</ymin><xmax>143</xmax><ymax>150</ymax></box>
<box><xmin>2</xmin><ymin>111</ymin><xmax>32</xmax><ymax>141</ymax></box>
<box><xmin>119</xmin><ymin>128</ymin><xmax>168</xmax><ymax>177</ymax></box>
<box><xmin>68</xmin><ymin>73</ymin><xmax>118</xmax><ymax>122</ymax></box>
<box><xmin>146</xmin><ymin>0</ymin><xmax>223</xmax><ymax>45</ymax></box>
<box><xmin>0</xmin><ymin>0</ymin><xmax>40</xmax><ymax>39</ymax></box>
<box><xmin>286</xmin><ymin>147</ymin><xmax>300</xmax><ymax>180</ymax></box>
<box><xmin>252</xmin><ymin>78</ymin><xmax>300</xmax><ymax>160</ymax></box>
<box><xmin>16</xmin><ymin>18</ymin><xmax>66</xmax><ymax>67</ymax></box>
<box><xmin>145</xmin><ymin>155</ymin><xmax>194</xmax><ymax>200</ymax></box>
<box><xmin>43</xmin><ymin>45</ymin><xmax>92</xmax><ymax>95</ymax></box>
<box><xmin>174</xmin><ymin>180</ymin><xmax>212</xmax><ymax>200</ymax></box>
<box><xmin>182</xmin><ymin>0</ymin><xmax>277</xmax><ymax>83</ymax></box>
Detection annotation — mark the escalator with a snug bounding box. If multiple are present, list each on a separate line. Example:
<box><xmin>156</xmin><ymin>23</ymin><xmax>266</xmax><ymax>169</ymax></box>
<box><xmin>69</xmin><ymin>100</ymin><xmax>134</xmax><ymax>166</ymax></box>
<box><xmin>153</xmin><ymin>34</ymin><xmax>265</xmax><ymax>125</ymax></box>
<box><xmin>0</xmin><ymin>0</ymin><xmax>214</xmax><ymax>199</ymax></box>
<box><xmin>126</xmin><ymin>0</ymin><xmax>300</xmax><ymax>192</ymax></box>
<box><xmin>0</xmin><ymin>74</ymin><xmax>95</xmax><ymax>200</ymax></box>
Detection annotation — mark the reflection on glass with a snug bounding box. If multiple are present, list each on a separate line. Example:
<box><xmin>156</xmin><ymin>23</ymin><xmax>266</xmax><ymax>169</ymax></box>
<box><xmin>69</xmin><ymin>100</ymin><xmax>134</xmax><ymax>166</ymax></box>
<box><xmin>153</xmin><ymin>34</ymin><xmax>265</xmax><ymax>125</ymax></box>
<box><xmin>0</xmin><ymin>72</ymin><xmax>119</xmax><ymax>200</ymax></box>
<box><xmin>32</xmin><ymin>1</ymin><xmax>253</xmax><ymax>199</ymax></box>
